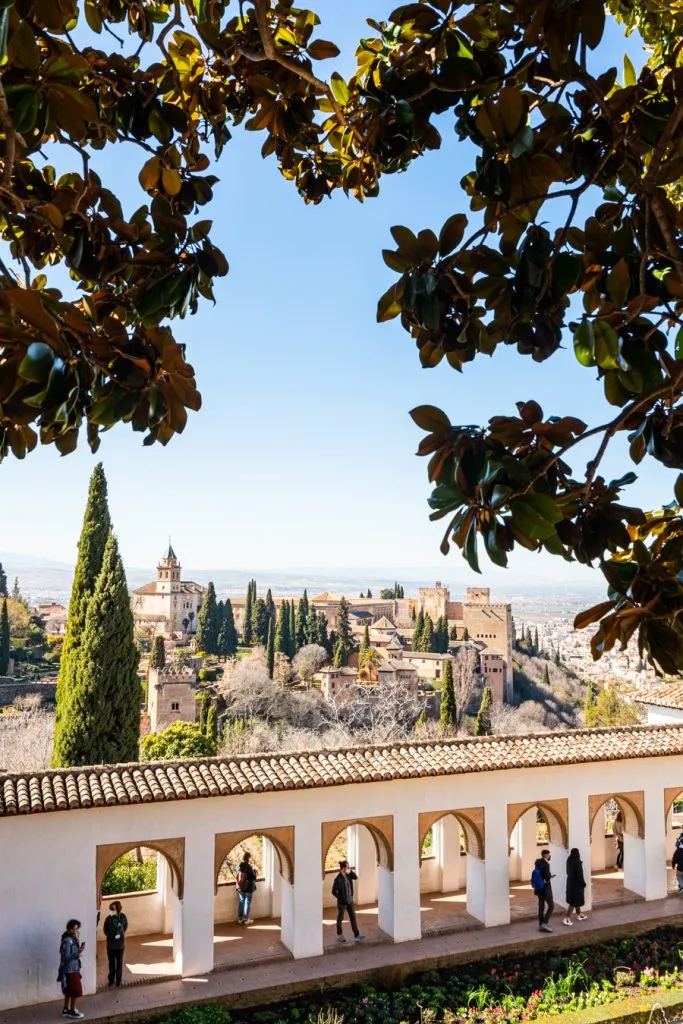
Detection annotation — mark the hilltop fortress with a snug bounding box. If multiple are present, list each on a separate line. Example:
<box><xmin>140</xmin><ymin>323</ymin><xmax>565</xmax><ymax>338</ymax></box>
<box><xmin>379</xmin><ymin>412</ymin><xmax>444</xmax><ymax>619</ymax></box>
<box><xmin>130</xmin><ymin>548</ymin><xmax>513</xmax><ymax>700</ymax></box>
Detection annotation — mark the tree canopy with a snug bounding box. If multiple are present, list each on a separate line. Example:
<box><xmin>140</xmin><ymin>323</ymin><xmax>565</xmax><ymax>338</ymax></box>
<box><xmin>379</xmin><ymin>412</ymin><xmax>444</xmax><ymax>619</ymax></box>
<box><xmin>1</xmin><ymin>0</ymin><xmax>683</xmax><ymax>669</ymax></box>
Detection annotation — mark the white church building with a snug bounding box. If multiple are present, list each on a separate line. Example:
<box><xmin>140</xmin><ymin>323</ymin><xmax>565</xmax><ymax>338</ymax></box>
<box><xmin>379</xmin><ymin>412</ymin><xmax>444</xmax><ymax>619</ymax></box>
<box><xmin>130</xmin><ymin>544</ymin><xmax>204</xmax><ymax>636</ymax></box>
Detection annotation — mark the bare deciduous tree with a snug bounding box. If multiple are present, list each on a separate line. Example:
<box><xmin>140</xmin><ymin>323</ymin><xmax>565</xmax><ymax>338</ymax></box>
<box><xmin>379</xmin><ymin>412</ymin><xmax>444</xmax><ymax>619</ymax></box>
<box><xmin>329</xmin><ymin>680</ymin><xmax>427</xmax><ymax>744</ymax></box>
<box><xmin>292</xmin><ymin>644</ymin><xmax>328</xmax><ymax>687</ymax></box>
<box><xmin>0</xmin><ymin>708</ymin><xmax>54</xmax><ymax>772</ymax></box>
<box><xmin>452</xmin><ymin>646</ymin><xmax>479</xmax><ymax>729</ymax></box>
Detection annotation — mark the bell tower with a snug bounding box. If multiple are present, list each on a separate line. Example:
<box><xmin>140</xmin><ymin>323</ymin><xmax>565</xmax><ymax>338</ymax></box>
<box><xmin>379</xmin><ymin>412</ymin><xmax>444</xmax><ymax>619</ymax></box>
<box><xmin>157</xmin><ymin>541</ymin><xmax>181</xmax><ymax>594</ymax></box>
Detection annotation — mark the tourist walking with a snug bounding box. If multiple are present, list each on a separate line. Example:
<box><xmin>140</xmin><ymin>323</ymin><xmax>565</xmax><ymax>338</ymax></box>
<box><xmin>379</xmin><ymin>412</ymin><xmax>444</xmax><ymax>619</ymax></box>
<box><xmin>614</xmin><ymin>810</ymin><xmax>624</xmax><ymax>869</ymax></box>
<box><xmin>58</xmin><ymin>920</ymin><xmax>85</xmax><ymax>1018</ymax></box>
<box><xmin>332</xmin><ymin>860</ymin><xmax>365</xmax><ymax>943</ymax></box>
<box><xmin>563</xmin><ymin>848</ymin><xmax>588</xmax><ymax>925</ymax></box>
<box><xmin>236</xmin><ymin>851</ymin><xmax>257</xmax><ymax>924</ymax></box>
<box><xmin>672</xmin><ymin>835</ymin><xmax>683</xmax><ymax>891</ymax></box>
<box><xmin>532</xmin><ymin>850</ymin><xmax>555</xmax><ymax>932</ymax></box>
<box><xmin>103</xmin><ymin>900</ymin><xmax>128</xmax><ymax>987</ymax></box>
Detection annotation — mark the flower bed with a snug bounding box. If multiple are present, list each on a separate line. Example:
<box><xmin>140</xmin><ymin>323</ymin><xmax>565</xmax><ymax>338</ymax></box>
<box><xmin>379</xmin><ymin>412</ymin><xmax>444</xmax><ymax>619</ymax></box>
<box><xmin>145</xmin><ymin>928</ymin><xmax>683</xmax><ymax>1024</ymax></box>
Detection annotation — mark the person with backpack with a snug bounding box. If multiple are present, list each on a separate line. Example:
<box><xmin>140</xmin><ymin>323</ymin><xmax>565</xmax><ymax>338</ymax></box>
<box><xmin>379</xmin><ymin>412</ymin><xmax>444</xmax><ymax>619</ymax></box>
<box><xmin>331</xmin><ymin>860</ymin><xmax>365</xmax><ymax>944</ymax></box>
<box><xmin>531</xmin><ymin>849</ymin><xmax>555</xmax><ymax>932</ymax></box>
<box><xmin>563</xmin><ymin>848</ymin><xmax>588</xmax><ymax>925</ymax></box>
<box><xmin>58</xmin><ymin>919</ymin><xmax>85</xmax><ymax>1018</ymax></box>
<box><xmin>102</xmin><ymin>900</ymin><xmax>128</xmax><ymax>987</ymax></box>
<box><xmin>235</xmin><ymin>851</ymin><xmax>257</xmax><ymax>924</ymax></box>
<box><xmin>671</xmin><ymin>835</ymin><xmax>683</xmax><ymax>890</ymax></box>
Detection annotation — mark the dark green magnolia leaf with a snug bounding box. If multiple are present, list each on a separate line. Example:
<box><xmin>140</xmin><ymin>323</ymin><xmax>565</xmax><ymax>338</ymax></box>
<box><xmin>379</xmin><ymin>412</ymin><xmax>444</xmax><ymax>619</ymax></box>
<box><xmin>509</xmin><ymin>493</ymin><xmax>562</xmax><ymax>541</ymax></box>
<box><xmin>574</xmin><ymin>599</ymin><xmax>616</xmax><ymax>630</ymax></box>
<box><xmin>439</xmin><ymin>213</ymin><xmax>467</xmax><ymax>257</ymax></box>
<box><xmin>675</xmin><ymin>473</ymin><xmax>683</xmax><ymax>506</ymax></box>
<box><xmin>463</xmin><ymin>519</ymin><xmax>481</xmax><ymax>573</ymax></box>
<box><xmin>573</xmin><ymin>320</ymin><xmax>595</xmax><ymax>367</ymax></box>
<box><xmin>19</xmin><ymin>342</ymin><xmax>55</xmax><ymax>384</ymax></box>
<box><xmin>410</xmin><ymin>405</ymin><xmax>451</xmax><ymax>431</ymax></box>
<box><xmin>552</xmin><ymin>253</ymin><xmax>582</xmax><ymax>291</ymax></box>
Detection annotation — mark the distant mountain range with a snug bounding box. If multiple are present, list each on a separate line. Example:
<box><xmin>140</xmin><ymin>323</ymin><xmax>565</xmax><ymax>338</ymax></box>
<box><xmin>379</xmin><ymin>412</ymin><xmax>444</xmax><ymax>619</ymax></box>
<box><xmin>1</xmin><ymin>549</ymin><xmax>604</xmax><ymax>610</ymax></box>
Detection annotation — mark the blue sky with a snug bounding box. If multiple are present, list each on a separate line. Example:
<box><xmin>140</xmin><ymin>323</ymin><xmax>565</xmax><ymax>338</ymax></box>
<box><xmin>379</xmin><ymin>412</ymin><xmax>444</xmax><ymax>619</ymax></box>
<box><xmin>0</xmin><ymin>4</ymin><xmax>671</xmax><ymax>587</ymax></box>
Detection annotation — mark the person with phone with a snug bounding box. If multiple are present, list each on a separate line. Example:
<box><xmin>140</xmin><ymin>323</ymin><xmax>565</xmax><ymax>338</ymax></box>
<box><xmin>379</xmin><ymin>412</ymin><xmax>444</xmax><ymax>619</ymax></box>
<box><xmin>58</xmin><ymin>920</ymin><xmax>85</xmax><ymax>1018</ymax></box>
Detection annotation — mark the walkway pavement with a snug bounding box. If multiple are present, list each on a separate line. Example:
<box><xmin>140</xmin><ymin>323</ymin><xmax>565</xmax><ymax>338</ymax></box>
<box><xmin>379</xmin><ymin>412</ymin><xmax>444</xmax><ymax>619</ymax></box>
<box><xmin>4</xmin><ymin>890</ymin><xmax>683</xmax><ymax>1024</ymax></box>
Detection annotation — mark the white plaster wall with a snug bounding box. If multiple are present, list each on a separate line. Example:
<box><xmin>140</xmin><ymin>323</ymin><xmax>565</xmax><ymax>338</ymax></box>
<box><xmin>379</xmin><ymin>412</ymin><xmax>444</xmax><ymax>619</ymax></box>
<box><xmin>648</xmin><ymin>707</ymin><xmax>683</xmax><ymax>725</ymax></box>
<box><xmin>3</xmin><ymin>751</ymin><xmax>683</xmax><ymax>1009</ymax></box>
<box><xmin>98</xmin><ymin>890</ymin><xmax>163</xmax><ymax>938</ymax></box>
<box><xmin>419</xmin><ymin>857</ymin><xmax>440</xmax><ymax>892</ymax></box>
<box><xmin>214</xmin><ymin>882</ymin><xmax>272</xmax><ymax>924</ymax></box>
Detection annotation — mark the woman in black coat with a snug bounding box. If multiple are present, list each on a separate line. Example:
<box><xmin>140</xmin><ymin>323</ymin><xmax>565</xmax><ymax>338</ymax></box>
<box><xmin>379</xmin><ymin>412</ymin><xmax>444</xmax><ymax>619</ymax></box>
<box><xmin>563</xmin><ymin>848</ymin><xmax>588</xmax><ymax>925</ymax></box>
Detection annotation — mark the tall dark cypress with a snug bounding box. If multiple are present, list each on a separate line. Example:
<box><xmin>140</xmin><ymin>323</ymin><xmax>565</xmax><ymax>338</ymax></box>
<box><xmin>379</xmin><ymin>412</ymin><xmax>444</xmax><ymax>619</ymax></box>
<box><xmin>0</xmin><ymin>563</ymin><xmax>7</xmax><ymax>597</ymax></box>
<box><xmin>242</xmin><ymin>580</ymin><xmax>254</xmax><ymax>645</ymax></box>
<box><xmin>318</xmin><ymin>611</ymin><xmax>329</xmax><ymax>654</ymax></box>
<box><xmin>196</xmin><ymin>581</ymin><xmax>219</xmax><ymax>655</ymax></box>
<box><xmin>412</xmin><ymin>608</ymin><xmax>424</xmax><ymax>651</ymax></box>
<box><xmin>218</xmin><ymin>599</ymin><xmax>238</xmax><ymax>658</ymax></box>
<box><xmin>253</xmin><ymin>599</ymin><xmax>270</xmax><ymax>646</ymax></box>
<box><xmin>333</xmin><ymin>597</ymin><xmax>352</xmax><ymax>667</ymax></box>
<box><xmin>266</xmin><ymin>617</ymin><xmax>275</xmax><ymax>679</ymax></box>
<box><xmin>476</xmin><ymin>686</ymin><xmax>493</xmax><ymax>736</ymax></box>
<box><xmin>306</xmin><ymin>603</ymin><xmax>319</xmax><ymax>645</ymax></box>
<box><xmin>287</xmin><ymin>600</ymin><xmax>297</xmax><ymax>658</ymax></box>
<box><xmin>0</xmin><ymin>598</ymin><xmax>10</xmax><ymax>675</ymax></box>
<box><xmin>275</xmin><ymin>601</ymin><xmax>290</xmax><ymax>655</ymax></box>
<box><xmin>421</xmin><ymin>614</ymin><xmax>435</xmax><ymax>653</ymax></box>
<box><xmin>53</xmin><ymin>464</ymin><xmax>111</xmax><ymax>766</ymax></box>
<box><xmin>149</xmin><ymin>635</ymin><xmax>166</xmax><ymax>670</ymax></box>
<box><xmin>440</xmin><ymin>657</ymin><xmax>456</xmax><ymax>730</ymax></box>
<box><xmin>295</xmin><ymin>597</ymin><xmax>308</xmax><ymax>652</ymax></box>
<box><xmin>265</xmin><ymin>588</ymin><xmax>276</xmax><ymax>624</ymax></box>
<box><xmin>53</xmin><ymin>533</ymin><xmax>140</xmax><ymax>766</ymax></box>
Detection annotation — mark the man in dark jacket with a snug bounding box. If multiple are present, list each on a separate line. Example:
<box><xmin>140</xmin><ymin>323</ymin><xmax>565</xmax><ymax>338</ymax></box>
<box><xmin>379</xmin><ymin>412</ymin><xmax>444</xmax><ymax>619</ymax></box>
<box><xmin>672</xmin><ymin>838</ymin><xmax>683</xmax><ymax>891</ymax></box>
<box><xmin>103</xmin><ymin>900</ymin><xmax>128</xmax><ymax>987</ymax></box>
<box><xmin>331</xmin><ymin>860</ymin><xmax>365</xmax><ymax>944</ymax></box>
<box><xmin>534</xmin><ymin>850</ymin><xmax>555</xmax><ymax>932</ymax></box>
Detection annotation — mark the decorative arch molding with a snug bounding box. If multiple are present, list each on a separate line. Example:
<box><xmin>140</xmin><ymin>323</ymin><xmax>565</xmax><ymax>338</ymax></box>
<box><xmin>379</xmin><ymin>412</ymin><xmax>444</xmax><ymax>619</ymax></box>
<box><xmin>96</xmin><ymin>838</ymin><xmax>185</xmax><ymax>902</ymax></box>
<box><xmin>321</xmin><ymin>816</ymin><xmax>394</xmax><ymax>875</ymax></box>
<box><xmin>589</xmin><ymin>791</ymin><xmax>644</xmax><ymax>839</ymax></box>
<box><xmin>664</xmin><ymin>787</ymin><xmax>683</xmax><ymax>822</ymax></box>
<box><xmin>214</xmin><ymin>827</ymin><xmax>294</xmax><ymax>891</ymax></box>
<box><xmin>508</xmin><ymin>799</ymin><xmax>569</xmax><ymax>849</ymax></box>
<box><xmin>418</xmin><ymin>807</ymin><xmax>485</xmax><ymax>860</ymax></box>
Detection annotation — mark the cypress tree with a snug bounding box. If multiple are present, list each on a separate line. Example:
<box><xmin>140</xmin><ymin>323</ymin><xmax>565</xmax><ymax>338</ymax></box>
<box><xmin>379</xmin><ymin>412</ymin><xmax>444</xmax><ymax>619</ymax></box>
<box><xmin>412</xmin><ymin>608</ymin><xmax>424</xmax><ymax>651</ymax></box>
<box><xmin>265</xmin><ymin>588</ymin><xmax>276</xmax><ymax>623</ymax></box>
<box><xmin>334</xmin><ymin>597</ymin><xmax>352</xmax><ymax>666</ymax></box>
<box><xmin>196</xmin><ymin>581</ymin><xmax>219</xmax><ymax>655</ymax></box>
<box><xmin>462</xmin><ymin>626</ymin><xmax>470</xmax><ymax>641</ymax></box>
<box><xmin>541</xmin><ymin>663</ymin><xmax>550</xmax><ymax>688</ymax></box>
<box><xmin>475</xmin><ymin>686</ymin><xmax>493</xmax><ymax>736</ymax></box>
<box><xmin>11</xmin><ymin>577</ymin><xmax>20</xmax><ymax>602</ymax></box>
<box><xmin>360</xmin><ymin>623</ymin><xmax>370</xmax><ymax>658</ymax></box>
<box><xmin>275</xmin><ymin>601</ymin><xmax>290</xmax><ymax>655</ymax></box>
<box><xmin>367</xmin><ymin>589</ymin><xmax>372</xmax><ymax>599</ymax></box>
<box><xmin>422</xmin><ymin>614</ymin><xmax>435</xmax><ymax>653</ymax></box>
<box><xmin>295</xmin><ymin>597</ymin><xmax>308</xmax><ymax>651</ymax></box>
<box><xmin>206</xmin><ymin>703</ymin><xmax>218</xmax><ymax>746</ymax></box>
<box><xmin>53</xmin><ymin>533</ymin><xmax>140</xmax><ymax>766</ymax></box>
<box><xmin>554</xmin><ymin>647</ymin><xmax>561</xmax><ymax>666</ymax></box>
<box><xmin>533</xmin><ymin>626</ymin><xmax>539</xmax><ymax>653</ymax></box>
<box><xmin>253</xmin><ymin>599</ymin><xmax>270</xmax><ymax>646</ymax></box>
<box><xmin>318</xmin><ymin>611</ymin><xmax>329</xmax><ymax>654</ymax></box>
<box><xmin>0</xmin><ymin>598</ymin><xmax>10</xmax><ymax>675</ymax></box>
<box><xmin>302</xmin><ymin>589</ymin><xmax>309</xmax><ymax>618</ymax></box>
<box><xmin>242</xmin><ymin>581</ymin><xmax>254</xmax><ymax>645</ymax></box>
<box><xmin>218</xmin><ymin>599</ymin><xmax>238</xmax><ymax>658</ymax></box>
<box><xmin>54</xmin><ymin>463</ymin><xmax>111</xmax><ymax>766</ymax></box>
<box><xmin>449</xmin><ymin>624</ymin><xmax>458</xmax><ymax>641</ymax></box>
<box><xmin>435</xmin><ymin>615</ymin><xmax>449</xmax><ymax>653</ymax></box>
<box><xmin>0</xmin><ymin>562</ymin><xmax>7</xmax><ymax>597</ymax></box>
<box><xmin>440</xmin><ymin>657</ymin><xmax>456</xmax><ymax>731</ymax></box>
<box><xmin>306</xmin><ymin>604</ymin><xmax>319</xmax><ymax>645</ymax></box>
<box><xmin>149</xmin><ymin>635</ymin><xmax>166</xmax><ymax>670</ymax></box>
<box><xmin>266</xmin><ymin>617</ymin><xmax>275</xmax><ymax>679</ymax></box>
<box><xmin>584</xmin><ymin>681</ymin><xmax>597</xmax><ymax>726</ymax></box>
<box><xmin>199</xmin><ymin>691</ymin><xmax>210</xmax><ymax>734</ymax></box>
<box><xmin>288</xmin><ymin>600</ymin><xmax>297</xmax><ymax>658</ymax></box>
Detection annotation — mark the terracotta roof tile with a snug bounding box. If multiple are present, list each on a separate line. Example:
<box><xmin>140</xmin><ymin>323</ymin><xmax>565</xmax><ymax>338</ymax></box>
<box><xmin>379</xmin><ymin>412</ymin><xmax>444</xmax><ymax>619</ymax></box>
<box><xmin>4</xmin><ymin>725</ymin><xmax>683</xmax><ymax>817</ymax></box>
<box><xmin>635</xmin><ymin>684</ymin><xmax>683</xmax><ymax>710</ymax></box>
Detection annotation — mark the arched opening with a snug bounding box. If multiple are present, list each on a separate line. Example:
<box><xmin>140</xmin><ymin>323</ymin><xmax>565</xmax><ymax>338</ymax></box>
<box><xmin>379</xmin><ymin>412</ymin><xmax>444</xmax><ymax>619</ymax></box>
<box><xmin>665</xmin><ymin>788</ymin><xmax>683</xmax><ymax>895</ymax></box>
<box><xmin>507</xmin><ymin>801</ymin><xmax>568</xmax><ymax>924</ymax></box>
<box><xmin>95</xmin><ymin>842</ymin><xmax>183</xmax><ymax>989</ymax></box>
<box><xmin>417</xmin><ymin>809</ymin><xmax>485</xmax><ymax>934</ymax></box>
<box><xmin>589</xmin><ymin>792</ymin><xmax>645</xmax><ymax>907</ymax></box>
<box><xmin>321</xmin><ymin>818</ymin><xmax>393</xmax><ymax>949</ymax></box>
<box><xmin>213</xmin><ymin>830</ymin><xmax>292</xmax><ymax>968</ymax></box>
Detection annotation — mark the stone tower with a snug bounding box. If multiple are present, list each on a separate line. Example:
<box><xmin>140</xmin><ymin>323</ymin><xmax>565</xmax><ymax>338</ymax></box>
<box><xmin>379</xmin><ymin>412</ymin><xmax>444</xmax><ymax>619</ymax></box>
<box><xmin>156</xmin><ymin>542</ymin><xmax>181</xmax><ymax>596</ymax></box>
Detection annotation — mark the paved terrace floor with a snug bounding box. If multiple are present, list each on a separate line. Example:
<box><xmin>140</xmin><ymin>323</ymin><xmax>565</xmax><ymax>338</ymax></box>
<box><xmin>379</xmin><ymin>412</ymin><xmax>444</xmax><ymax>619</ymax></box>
<box><xmin>4</xmin><ymin>874</ymin><xmax>683</xmax><ymax>1024</ymax></box>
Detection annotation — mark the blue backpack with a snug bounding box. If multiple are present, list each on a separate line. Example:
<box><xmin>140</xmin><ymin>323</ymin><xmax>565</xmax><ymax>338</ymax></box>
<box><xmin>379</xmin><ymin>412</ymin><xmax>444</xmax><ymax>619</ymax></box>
<box><xmin>530</xmin><ymin>866</ymin><xmax>545</xmax><ymax>892</ymax></box>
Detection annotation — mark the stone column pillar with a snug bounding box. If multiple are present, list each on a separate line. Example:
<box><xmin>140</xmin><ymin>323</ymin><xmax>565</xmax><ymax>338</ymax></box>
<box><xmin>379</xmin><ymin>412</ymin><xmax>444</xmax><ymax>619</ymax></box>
<box><xmin>348</xmin><ymin>825</ymin><xmax>378</xmax><ymax>906</ymax></box>
<box><xmin>639</xmin><ymin>786</ymin><xmax>668</xmax><ymax>901</ymax></box>
<box><xmin>518</xmin><ymin>807</ymin><xmax>538</xmax><ymax>882</ymax></box>
<box><xmin>176</xmin><ymin>831</ymin><xmax>215</xmax><ymax>977</ymax></box>
<box><xmin>568</xmin><ymin>794</ymin><xmax>592</xmax><ymax>911</ymax></box>
<box><xmin>591</xmin><ymin>805</ymin><xmax>606</xmax><ymax>872</ymax></box>
<box><xmin>280</xmin><ymin>821</ymin><xmax>323</xmax><ymax>959</ymax></box>
<box><xmin>263</xmin><ymin>837</ymin><xmax>276</xmax><ymax>919</ymax></box>
<box><xmin>438</xmin><ymin>816</ymin><xmax>466</xmax><ymax>892</ymax></box>
<box><xmin>377</xmin><ymin>810</ymin><xmax>421</xmax><ymax>941</ymax></box>
<box><xmin>467</xmin><ymin>806</ymin><xmax>510</xmax><ymax>927</ymax></box>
